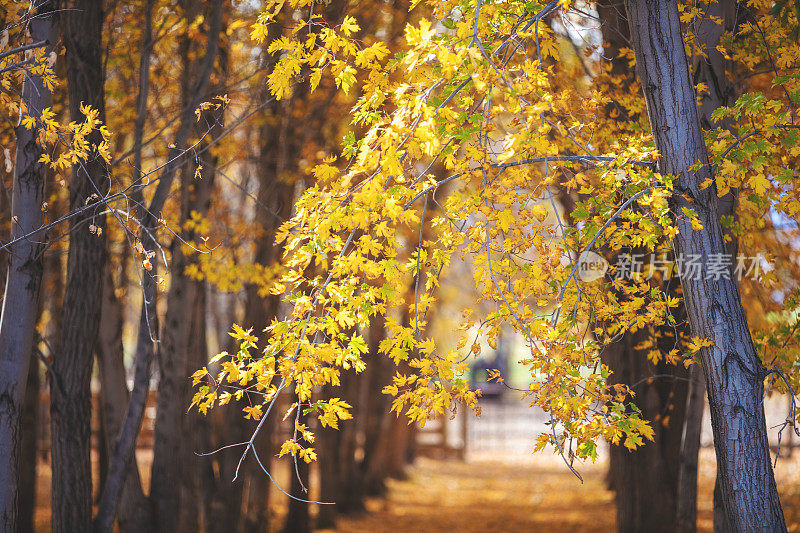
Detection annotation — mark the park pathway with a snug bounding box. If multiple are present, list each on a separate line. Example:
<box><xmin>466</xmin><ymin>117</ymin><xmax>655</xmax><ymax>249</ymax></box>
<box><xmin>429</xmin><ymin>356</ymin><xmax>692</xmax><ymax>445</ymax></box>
<box><xmin>328</xmin><ymin>449</ymin><xmax>800</xmax><ymax>532</ymax></box>
<box><xmin>328</xmin><ymin>455</ymin><xmax>615</xmax><ymax>532</ymax></box>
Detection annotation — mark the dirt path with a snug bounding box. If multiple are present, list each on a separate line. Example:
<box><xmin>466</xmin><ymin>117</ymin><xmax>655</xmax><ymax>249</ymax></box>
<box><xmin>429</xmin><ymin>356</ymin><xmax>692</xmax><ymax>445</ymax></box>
<box><xmin>329</xmin><ymin>450</ymin><xmax>800</xmax><ymax>532</ymax></box>
<box><xmin>330</xmin><ymin>455</ymin><xmax>615</xmax><ymax>532</ymax></box>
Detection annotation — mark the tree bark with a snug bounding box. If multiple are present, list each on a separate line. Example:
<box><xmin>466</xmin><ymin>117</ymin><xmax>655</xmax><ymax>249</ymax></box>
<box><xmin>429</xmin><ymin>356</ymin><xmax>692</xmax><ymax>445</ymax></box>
<box><xmin>50</xmin><ymin>0</ymin><xmax>110</xmax><ymax>530</ymax></box>
<box><xmin>17</xmin><ymin>354</ymin><xmax>39</xmax><ymax>533</ymax></box>
<box><xmin>0</xmin><ymin>4</ymin><xmax>54</xmax><ymax>528</ymax></box>
<box><xmin>93</xmin><ymin>2</ymin><xmax>223</xmax><ymax>529</ymax></box>
<box><xmin>150</xmin><ymin>96</ymin><xmax>223</xmax><ymax>533</ymax></box>
<box><xmin>625</xmin><ymin>0</ymin><xmax>786</xmax><ymax>529</ymax></box>
<box><xmin>96</xmin><ymin>265</ymin><xmax>152</xmax><ymax>532</ymax></box>
<box><xmin>603</xmin><ymin>324</ymin><xmax>688</xmax><ymax>533</ymax></box>
<box><xmin>714</xmin><ymin>469</ymin><xmax>733</xmax><ymax>532</ymax></box>
<box><xmin>282</xmin><ymin>391</ymin><xmax>311</xmax><ymax>533</ymax></box>
<box><xmin>594</xmin><ymin>4</ymin><xmax>690</xmax><ymax>526</ymax></box>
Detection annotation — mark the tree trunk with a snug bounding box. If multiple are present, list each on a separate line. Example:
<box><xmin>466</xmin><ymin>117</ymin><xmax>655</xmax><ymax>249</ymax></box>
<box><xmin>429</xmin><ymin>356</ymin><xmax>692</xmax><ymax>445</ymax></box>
<box><xmin>93</xmin><ymin>3</ymin><xmax>223</xmax><ymax>529</ymax></box>
<box><xmin>0</xmin><ymin>4</ymin><xmax>54</xmax><ymax>529</ymax></box>
<box><xmin>282</xmin><ymin>391</ymin><xmax>311</xmax><ymax>533</ymax></box>
<box><xmin>317</xmin><ymin>371</ymin><xmax>363</xmax><ymax>527</ymax></box>
<box><xmin>317</xmin><ymin>421</ymin><xmax>340</xmax><ymax>530</ymax></box>
<box><xmin>361</xmin><ymin>317</ymin><xmax>393</xmax><ymax>496</ymax></box>
<box><xmin>187</xmin><ymin>285</ymin><xmax>217</xmax><ymax>531</ymax></box>
<box><xmin>151</xmin><ymin>110</ymin><xmax>222</xmax><ymax>533</ymax></box>
<box><xmin>149</xmin><ymin>3</ymin><xmax>229</xmax><ymax>529</ymax></box>
<box><xmin>625</xmin><ymin>0</ymin><xmax>786</xmax><ymax>529</ymax></box>
<box><xmin>337</xmin><ymin>371</ymin><xmax>366</xmax><ymax>514</ymax></box>
<box><xmin>17</xmin><ymin>355</ymin><xmax>39</xmax><ymax>533</ymax></box>
<box><xmin>603</xmin><ymin>324</ymin><xmax>688</xmax><ymax>533</ymax></box>
<box><xmin>94</xmin><ymin>2</ymin><xmax>153</xmax><ymax>530</ymax></box>
<box><xmin>96</xmin><ymin>265</ymin><xmax>152</xmax><ymax>532</ymax></box>
<box><xmin>686</xmin><ymin>2</ymin><xmax>743</xmax><ymax>530</ymax></box>
<box><xmin>50</xmin><ymin>0</ymin><xmax>110</xmax><ymax>530</ymax></box>
<box><xmin>677</xmin><ymin>364</ymin><xmax>705</xmax><ymax>532</ymax></box>
<box><xmin>238</xmin><ymin>66</ymin><xmax>295</xmax><ymax>533</ymax></box>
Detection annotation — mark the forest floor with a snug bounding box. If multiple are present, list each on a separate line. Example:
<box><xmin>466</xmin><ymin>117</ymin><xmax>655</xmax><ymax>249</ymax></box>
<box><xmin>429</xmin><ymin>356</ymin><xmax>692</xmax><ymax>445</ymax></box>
<box><xmin>326</xmin><ymin>449</ymin><xmax>800</xmax><ymax>533</ymax></box>
<box><xmin>33</xmin><ymin>447</ymin><xmax>800</xmax><ymax>531</ymax></box>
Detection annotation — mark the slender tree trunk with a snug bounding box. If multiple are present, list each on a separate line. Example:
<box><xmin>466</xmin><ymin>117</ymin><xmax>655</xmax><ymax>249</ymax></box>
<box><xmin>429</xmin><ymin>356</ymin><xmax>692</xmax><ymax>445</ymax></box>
<box><xmin>0</xmin><ymin>4</ymin><xmax>54</xmax><ymax>528</ymax></box>
<box><xmin>677</xmin><ymin>364</ymin><xmax>705</xmax><ymax>532</ymax></box>
<box><xmin>149</xmin><ymin>4</ymin><xmax>230</xmax><ymax>529</ymax></box>
<box><xmin>93</xmin><ymin>3</ymin><xmax>223</xmax><ymax>529</ymax></box>
<box><xmin>96</xmin><ymin>265</ymin><xmax>152</xmax><ymax>532</ymax></box>
<box><xmin>282</xmin><ymin>391</ymin><xmax>311</xmax><ymax>533</ymax></box>
<box><xmin>150</xmin><ymin>240</ymin><xmax>202</xmax><ymax>532</ymax></box>
<box><xmin>153</xmin><ymin>237</ymin><xmax>215</xmax><ymax>532</ymax></box>
<box><xmin>625</xmin><ymin>0</ymin><xmax>786</xmax><ymax>529</ymax></box>
<box><xmin>238</xmin><ymin>69</ymin><xmax>295</xmax><ymax>533</ymax></box>
<box><xmin>17</xmin><ymin>355</ymin><xmax>39</xmax><ymax>533</ymax></box>
<box><xmin>94</xmin><ymin>2</ymin><xmax>153</xmax><ymax>530</ymax></box>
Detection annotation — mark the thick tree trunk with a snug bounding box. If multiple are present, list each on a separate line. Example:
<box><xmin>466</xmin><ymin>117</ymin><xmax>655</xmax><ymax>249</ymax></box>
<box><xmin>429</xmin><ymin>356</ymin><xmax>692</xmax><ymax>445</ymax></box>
<box><xmin>151</xmin><ymin>118</ymin><xmax>221</xmax><ymax>533</ymax></box>
<box><xmin>625</xmin><ymin>0</ymin><xmax>786</xmax><ymax>529</ymax></box>
<box><xmin>688</xmin><ymin>3</ymin><xmax>744</xmax><ymax>530</ymax></box>
<box><xmin>384</xmin><ymin>411</ymin><xmax>415</xmax><ymax>479</ymax></box>
<box><xmin>603</xmin><ymin>325</ymin><xmax>688</xmax><ymax>533</ymax></box>
<box><xmin>0</xmin><ymin>4</ymin><xmax>54</xmax><ymax>529</ymax></box>
<box><xmin>317</xmin><ymin>369</ymin><xmax>365</xmax><ymax>528</ymax></box>
<box><xmin>50</xmin><ymin>0</ymin><xmax>110</xmax><ymax>530</ymax></box>
<box><xmin>317</xmin><ymin>422</ymin><xmax>340</xmax><ymax>530</ymax></box>
<box><xmin>316</xmin><ymin>373</ymin><xmax>363</xmax><ymax>528</ymax></box>
<box><xmin>594</xmin><ymin>3</ymin><xmax>690</xmax><ymax>525</ymax></box>
<box><xmin>361</xmin><ymin>317</ymin><xmax>393</xmax><ymax>496</ymax></box>
<box><xmin>336</xmin><ymin>371</ymin><xmax>366</xmax><ymax>514</ymax></box>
